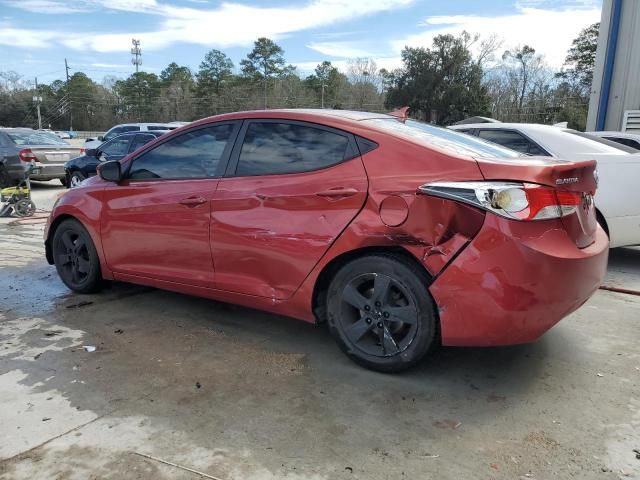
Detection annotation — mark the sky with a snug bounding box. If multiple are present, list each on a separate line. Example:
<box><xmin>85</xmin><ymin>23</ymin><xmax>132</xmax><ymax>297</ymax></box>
<box><xmin>0</xmin><ymin>0</ymin><xmax>602</xmax><ymax>84</ymax></box>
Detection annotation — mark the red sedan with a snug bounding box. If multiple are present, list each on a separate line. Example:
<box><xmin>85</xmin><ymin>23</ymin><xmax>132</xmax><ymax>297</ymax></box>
<box><xmin>44</xmin><ymin>110</ymin><xmax>608</xmax><ymax>372</ymax></box>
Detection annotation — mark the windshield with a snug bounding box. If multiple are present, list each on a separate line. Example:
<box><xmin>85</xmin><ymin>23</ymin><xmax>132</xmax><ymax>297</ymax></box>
<box><xmin>365</xmin><ymin>118</ymin><xmax>521</xmax><ymax>159</ymax></box>
<box><xmin>7</xmin><ymin>131</ymin><xmax>70</xmax><ymax>146</ymax></box>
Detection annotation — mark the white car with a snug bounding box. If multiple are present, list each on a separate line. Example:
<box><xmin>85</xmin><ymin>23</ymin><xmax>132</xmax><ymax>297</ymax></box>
<box><xmin>588</xmin><ymin>131</ymin><xmax>640</xmax><ymax>151</ymax></box>
<box><xmin>84</xmin><ymin>123</ymin><xmax>180</xmax><ymax>149</ymax></box>
<box><xmin>449</xmin><ymin>123</ymin><xmax>640</xmax><ymax>248</ymax></box>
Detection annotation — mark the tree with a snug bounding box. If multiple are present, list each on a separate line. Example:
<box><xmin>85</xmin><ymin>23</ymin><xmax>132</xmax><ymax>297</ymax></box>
<box><xmin>384</xmin><ymin>33</ymin><xmax>490</xmax><ymax>124</ymax></box>
<box><xmin>240</xmin><ymin>37</ymin><xmax>286</xmax><ymax>108</ymax></box>
<box><xmin>114</xmin><ymin>72</ymin><xmax>161</xmax><ymax>121</ymax></box>
<box><xmin>557</xmin><ymin>22</ymin><xmax>599</xmax><ymax>97</ymax></box>
<box><xmin>502</xmin><ymin>45</ymin><xmax>539</xmax><ymax>113</ymax></box>
<box><xmin>197</xmin><ymin>49</ymin><xmax>234</xmax><ymax>95</ymax></box>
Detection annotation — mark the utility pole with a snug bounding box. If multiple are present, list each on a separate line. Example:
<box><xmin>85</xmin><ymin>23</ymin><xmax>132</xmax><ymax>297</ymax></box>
<box><xmin>321</xmin><ymin>82</ymin><xmax>326</xmax><ymax>109</ymax></box>
<box><xmin>65</xmin><ymin>58</ymin><xmax>73</xmax><ymax>131</ymax></box>
<box><xmin>33</xmin><ymin>77</ymin><xmax>42</xmax><ymax>130</ymax></box>
<box><xmin>131</xmin><ymin>39</ymin><xmax>142</xmax><ymax>73</ymax></box>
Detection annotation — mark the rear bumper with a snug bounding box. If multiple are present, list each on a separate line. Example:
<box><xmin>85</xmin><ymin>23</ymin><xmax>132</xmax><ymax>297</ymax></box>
<box><xmin>429</xmin><ymin>215</ymin><xmax>609</xmax><ymax>346</ymax></box>
<box><xmin>31</xmin><ymin>163</ymin><xmax>65</xmax><ymax>181</ymax></box>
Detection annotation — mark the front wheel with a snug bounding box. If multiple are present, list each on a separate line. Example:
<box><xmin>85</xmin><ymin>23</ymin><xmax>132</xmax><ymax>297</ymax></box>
<box><xmin>52</xmin><ymin>219</ymin><xmax>102</xmax><ymax>293</ymax></box>
<box><xmin>69</xmin><ymin>171</ymin><xmax>85</xmax><ymax>188</ymax></box>
<box><xmin>326</xmin><ymin>254</ymin><xmax>437</xmax><ymax>373</ymax></box>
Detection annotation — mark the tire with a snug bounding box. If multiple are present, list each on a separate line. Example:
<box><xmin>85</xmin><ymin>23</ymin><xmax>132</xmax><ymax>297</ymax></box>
<box><xmin>69</xmin><ymin>171</ymin><xmax>85</xmax><ymax>188</ymax></box>
<box><xmin>52</xmin><ymin>219</ymin><xmax>102</xmax><ymax>293</ymax></box>
<box><xmin>326</xmin><ymin>254</ymin><xmax>437</xmax><ymax>373</ymax></box>
<box><xmin>0</xmin><ymin>165</ymin><xmax>11</xmax><ymax>188</ymax></box>
<box><xmin>60</xmin><ymin>176</ymin><xmax>68</xmax><ymax>187</ymax></box>
<box><xmin>14</xmin><ymin>199</ymin><xmax>36</xmax><ymax>217</ymax></box>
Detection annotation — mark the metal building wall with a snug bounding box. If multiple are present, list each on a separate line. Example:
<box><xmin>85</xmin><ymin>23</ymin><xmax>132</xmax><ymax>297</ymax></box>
<box><xmin>587</xmin><ymin>0</ymin><xmax>640</xmax><ymax>131</ymax></box>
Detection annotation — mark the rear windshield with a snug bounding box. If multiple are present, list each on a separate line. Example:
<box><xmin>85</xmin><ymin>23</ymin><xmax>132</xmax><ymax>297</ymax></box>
<box><xmin>566</xmin><ymin>130</ymin><xmax>638</xmax><ymax>153</ymax></box>
<box><xmin>7</xmin><ymin>131</ymin><xmax>69</xmax><ymax>146</ymax></box>
<box><xmin>365</xmin><ymin>119</ymin><xmax>521</xmax><ymax>159</ymax></box>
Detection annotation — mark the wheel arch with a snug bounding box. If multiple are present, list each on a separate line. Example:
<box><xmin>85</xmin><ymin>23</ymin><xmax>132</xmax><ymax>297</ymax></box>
<box><xmin>45</xmin><ymin>213</ymin><xmax>78</xmax><ymax>264</ymax></box>
<box><xmin>311</xmin><ymin>246</ymin><xmax>435</xmax><ymax>325</ymax></box>
<box><xmin>595</xmin><ymin>208</ymin><xmax>609</xmax><ymax>237</ymax></box>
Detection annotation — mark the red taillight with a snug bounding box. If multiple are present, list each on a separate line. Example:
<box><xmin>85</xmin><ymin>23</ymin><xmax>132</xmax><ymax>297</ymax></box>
<box><xmin>419</xmin><ymin>181</ymin><xmax>587</xmax><ymax>222</ymax></box>
<box><xmin>79</xmin><ymin>148</ymin><xmax>85</xmax><ymax>154</ymax></box>
<box><xmin>519</xmin><ymin>185</ymin><xmax>582</xmax><ymax>221</ymax></box>
<box><xmin>19</xmin><ymin>149</ymin><xmax>37</xmax><ymax>163</ymax></box>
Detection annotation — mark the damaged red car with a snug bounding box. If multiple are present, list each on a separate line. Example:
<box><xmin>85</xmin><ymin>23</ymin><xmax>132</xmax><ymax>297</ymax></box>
<box><xmin>44</xmin><ymin>110</ymin><xmax>608</xmax><ymax>372</ymax></box>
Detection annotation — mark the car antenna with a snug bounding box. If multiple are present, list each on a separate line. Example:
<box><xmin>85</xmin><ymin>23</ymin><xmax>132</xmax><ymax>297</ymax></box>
<box><xmin>389</xmin><ymin>106</ymin><xmax>410</xmax><ymax>123</ymax></box>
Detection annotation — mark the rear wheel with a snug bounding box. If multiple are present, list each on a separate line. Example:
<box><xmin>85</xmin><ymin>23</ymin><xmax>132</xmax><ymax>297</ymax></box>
<box><xmin>69</xmin><ymin>171</ymin><xmax>85</xmax><ymax>188</ymax></box>
<box><xmin>60</xmin><ymin>177</ymin><xmax>68</xmax><ymax>187</ymax></box>
<box><xmin>52</xmin><ymin>219</ymin><xmax>102</xmax><ymax>293</ymax></box>
<box><xmin>326</xmin><ymin>254</ymin><xmax>437</xmax><ymax>372</ymax></box>
<box><xmin>14</xmin><ymin>199</ymin><xmax>36</xmax><ymax>217</ymax></box>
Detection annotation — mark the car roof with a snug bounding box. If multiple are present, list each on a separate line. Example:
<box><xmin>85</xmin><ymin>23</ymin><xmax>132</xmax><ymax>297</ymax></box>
<box><xmin>109</xmin><ymin>131</ymin><xmax>165</xmax><ymax>140</ymax></box>
<box><xmin>110</xmin><ymin>123</ymin><xmax>177</xmax><ymax>128</ymax></box>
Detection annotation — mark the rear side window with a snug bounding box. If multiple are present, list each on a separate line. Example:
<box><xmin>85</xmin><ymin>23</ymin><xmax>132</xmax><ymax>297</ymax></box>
<box><xmin>101</xmin><ymin>137</ymin><xmax>130</xmax><ymax>156</ymax></box>
<box><xmin>236</xmin><ymin>122</ymin><xmax>350</xmax><ymax>176</ymax></box>
<box><xmin>477</xmin><ymin>129</ymin><xmax>533</xmax><ymax>154</ymax></box>
<box><xmin>147</xmin><ymin>126</ymin><xmax>173</xmax><ymax>131</ymax></box>
<box><xmin>129</xmin><ymin>134</ymin><xmax>157</xmax><ymax>152</ymax></box>
<box><xmin>128</xmin><ymin>124</ymin><xmax>233</xmax><ymax>180</ymax></box>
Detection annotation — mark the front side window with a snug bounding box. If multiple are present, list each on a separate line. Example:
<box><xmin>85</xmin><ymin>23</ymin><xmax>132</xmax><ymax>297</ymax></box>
<box><xmin>128</xmin><ymin>124</ymin><xmax>233</xmax><ymax>180</ymax></box>
<box><xmin>236</xmin><ymin>122</ymin><xmax>350</xmax><ymax>176</ymax></box>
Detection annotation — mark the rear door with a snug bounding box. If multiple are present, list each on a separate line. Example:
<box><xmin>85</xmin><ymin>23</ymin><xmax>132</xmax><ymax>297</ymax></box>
<box><xmin>211</xmin><ymin>119</ymin><xmax>368</xmax><ymax>299</ymax></box>
<box><xmin>101</xmin><ymin>122</ymin><xmax>239</xmax><ymax>287</ymax></box>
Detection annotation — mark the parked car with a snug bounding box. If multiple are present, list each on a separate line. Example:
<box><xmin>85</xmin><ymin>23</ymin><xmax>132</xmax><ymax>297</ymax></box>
<box><xmin>588</xmin><ymin>131</ymin><xmax>640</xmax><ymax>150</ymax></box>
<box><xmin>0</xmin><ymin>128</ymin><xmax>83</xmax><ymax>187</ymax></box>
<box><xmin>45</xmin><ymin>110</ymin><xmax>608</xmax><ymax>372</ymax></box>
<box><xmin>65</xmin><ymin>131</ymin><xmax>166</xmax><ymax>188</ymax></box>
<box><xmin>449</xmin><ymin>122</ymin><xmax>640</xmax><ymax>248</ymax></box>
<box><xmin>84</xmin><ymin>123</ymin><xmax>179</xmax><ymax>149</ymax></box>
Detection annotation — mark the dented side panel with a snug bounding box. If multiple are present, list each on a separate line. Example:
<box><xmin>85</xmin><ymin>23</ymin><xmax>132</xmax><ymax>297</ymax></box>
<box><xmin>210</xmin><ymin>157</ymin><xmax>369</xmax><ymax>299</ymax></box>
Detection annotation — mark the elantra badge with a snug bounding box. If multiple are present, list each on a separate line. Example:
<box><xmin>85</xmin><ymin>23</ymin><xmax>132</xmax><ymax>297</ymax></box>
<box><xmin>556</xmin><ymin>177</ymin><xmax>579</xmax><ymax>185</ymax></box>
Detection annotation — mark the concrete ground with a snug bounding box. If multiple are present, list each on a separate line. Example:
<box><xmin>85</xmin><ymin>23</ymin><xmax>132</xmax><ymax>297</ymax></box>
<box><xmin>1</xmin><ymin>182</ymin><xmax>639</xmax><ymax>480</ymax></box>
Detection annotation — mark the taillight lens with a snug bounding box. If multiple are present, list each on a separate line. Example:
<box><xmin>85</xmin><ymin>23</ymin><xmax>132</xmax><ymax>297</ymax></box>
<box><xmin>419</xmin><ymin>181</ymin><xmax>585</xmax><ymax>221</ymax></box>
<box><xmin>19</xmin><ymin>149</ymin><xmax>38</xmax><ymax>163</ymax></box>
<box><xmin>79</xmin><ymin>148</ymin><xmax>85</xmax><ymax>154</ymax></box>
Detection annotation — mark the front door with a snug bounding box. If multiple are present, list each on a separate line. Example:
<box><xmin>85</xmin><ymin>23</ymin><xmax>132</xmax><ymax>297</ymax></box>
<box><xmin>211</xmin><ymin>120</ymin><xmax>368</xmax><ymax>299</ymax></box>
<box><xmin>101</xmin><ymin>122</ymin><xmax>238</xmax><ymax>287</ymax></box>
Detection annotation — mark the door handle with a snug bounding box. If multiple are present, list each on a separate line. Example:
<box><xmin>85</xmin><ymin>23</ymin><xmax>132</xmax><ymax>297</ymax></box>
<box><xmin>179</xmin><ymin>196</ymin><xmax>207</xmax><ymax>207</ymax></box>
<box><xmin>315</xmin><ymin>187</ymin><xmax>359</xmax><ymax>198</ymax></box>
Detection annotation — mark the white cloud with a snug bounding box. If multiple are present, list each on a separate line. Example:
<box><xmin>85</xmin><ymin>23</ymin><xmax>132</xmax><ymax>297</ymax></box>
<box><xmin>2</xmin><ymin>0</ymin><xmax>92</xmax><ymax>14</ymax></box>
<box><xmin>394</xmin><ymin>5</ymin><xmax>601</xmax><ymax>68</ymax></box>
<box><xmin>306</xmin><ymin>41</ymin><xmax>379</xmax><ymax>58</ymax></box>
<box><xmin>0</xmin><ymin>0</ymin><xmax>415</xmax><ymax>52</ymax></box>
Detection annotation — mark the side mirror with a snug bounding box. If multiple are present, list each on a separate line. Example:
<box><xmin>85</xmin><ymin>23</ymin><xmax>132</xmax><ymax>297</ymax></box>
<box><xmin>85</xmin><ymin>148</ymin><xmax>98</xmax><ymax>157</ymax></box>
<box><xmin>98</xmin><ymin>161</ymin><xmax>122</xmax><ymax>183</ymax></box>
<box><xmin>97</xmin><ymin>135</ymin><xmax>104</xmax><ymax>141</ymax></box>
